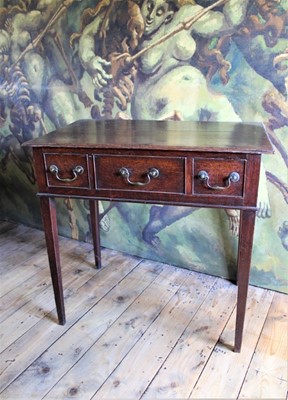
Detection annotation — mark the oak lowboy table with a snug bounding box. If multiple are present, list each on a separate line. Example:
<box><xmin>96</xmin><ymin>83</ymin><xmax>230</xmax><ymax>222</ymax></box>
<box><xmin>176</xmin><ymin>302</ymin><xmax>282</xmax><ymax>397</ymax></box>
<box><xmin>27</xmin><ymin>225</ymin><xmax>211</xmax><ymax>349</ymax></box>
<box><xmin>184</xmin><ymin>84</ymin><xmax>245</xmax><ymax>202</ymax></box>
<box><xmin>24</xmin><ymin>120</ymin><xmax>273</xmax><ymax>352</ymax></box>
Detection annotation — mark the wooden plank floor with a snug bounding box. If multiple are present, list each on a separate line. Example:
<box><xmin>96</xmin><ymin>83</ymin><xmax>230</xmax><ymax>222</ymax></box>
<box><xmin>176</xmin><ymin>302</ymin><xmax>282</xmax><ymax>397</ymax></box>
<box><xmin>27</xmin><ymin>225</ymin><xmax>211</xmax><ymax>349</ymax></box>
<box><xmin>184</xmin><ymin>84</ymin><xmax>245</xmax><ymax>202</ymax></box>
<box><xmin>0</xmin><ymin>221</ymin><xmax>287</xmax><ymax>400</ymax></box>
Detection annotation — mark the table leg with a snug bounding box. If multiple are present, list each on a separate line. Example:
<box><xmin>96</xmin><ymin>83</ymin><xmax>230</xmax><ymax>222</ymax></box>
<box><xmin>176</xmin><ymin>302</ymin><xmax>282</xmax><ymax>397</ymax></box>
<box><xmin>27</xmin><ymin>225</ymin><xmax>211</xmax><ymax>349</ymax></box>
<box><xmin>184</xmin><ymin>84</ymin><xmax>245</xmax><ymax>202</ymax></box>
<box><xmin>234</xmin><ymin>209</ymin><xmax>256</xmax><ymax>352</ymax></box>
<box><xmin>89</xmin><ymin>199</ymin><xmax>102</xmax><ymax>269</ymax></box>
<box><xmin>39</xmin><ymin>196</ymin><xmax>65</xmax><ymax>325</ymax></box>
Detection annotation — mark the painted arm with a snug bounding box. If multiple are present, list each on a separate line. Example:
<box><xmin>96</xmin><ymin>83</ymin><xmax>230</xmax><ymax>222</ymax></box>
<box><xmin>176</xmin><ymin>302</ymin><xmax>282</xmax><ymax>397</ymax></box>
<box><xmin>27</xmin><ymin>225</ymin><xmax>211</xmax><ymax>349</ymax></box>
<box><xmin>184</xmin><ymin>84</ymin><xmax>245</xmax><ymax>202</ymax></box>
<box><xmin>10</xmin><ymin>0</ymin><xmax>67</xmax><ymax>58</ymax></box>
<box><xmin>78</xmin><ymin>15</ymin><xmax>112</xmax><ymax>90</ymax></box>
<box><xmin>191</xmin><ymin>0</ymin><xmax>250</xmax><ymax>36</ymax></box>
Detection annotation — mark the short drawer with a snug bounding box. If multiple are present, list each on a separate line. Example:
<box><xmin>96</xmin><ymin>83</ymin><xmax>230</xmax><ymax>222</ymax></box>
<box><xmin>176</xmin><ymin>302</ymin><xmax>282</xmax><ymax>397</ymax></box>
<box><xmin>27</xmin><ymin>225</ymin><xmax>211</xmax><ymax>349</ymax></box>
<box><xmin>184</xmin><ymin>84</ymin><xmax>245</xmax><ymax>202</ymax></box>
<box><xmin>44</xmin><ymin>153</ymin><xmax>91</xmax><ymax>188</ymax></box>
<box><xmin>193</xmin><ymin>158</ymin><xmax>246</xmax><ymax>197</ymax></box>
<box><xmin>94</xmin><ymin>155</ymin><xmax>185</xmax><ymax>193</ymax></box>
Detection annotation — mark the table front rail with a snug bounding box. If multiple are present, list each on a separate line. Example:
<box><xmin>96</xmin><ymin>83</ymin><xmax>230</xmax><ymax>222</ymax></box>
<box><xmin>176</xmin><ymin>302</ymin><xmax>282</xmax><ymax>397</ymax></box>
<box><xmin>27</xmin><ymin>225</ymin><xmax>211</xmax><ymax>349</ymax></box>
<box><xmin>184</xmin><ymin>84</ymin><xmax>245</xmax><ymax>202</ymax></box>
<box><xmin>33</xmin><ymin>149</ymin><xmax>261</xmax><ymax>209</ymax></box>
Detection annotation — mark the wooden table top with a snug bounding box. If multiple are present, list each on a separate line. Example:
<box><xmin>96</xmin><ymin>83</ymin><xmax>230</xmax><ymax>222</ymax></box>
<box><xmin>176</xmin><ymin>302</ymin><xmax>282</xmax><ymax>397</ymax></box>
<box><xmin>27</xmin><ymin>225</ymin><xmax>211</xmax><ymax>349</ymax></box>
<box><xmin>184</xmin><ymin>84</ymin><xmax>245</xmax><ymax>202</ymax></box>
<box><xmin>24</xmin><ymin>120</ymin><xmax>274</xmax><ymax>154</ymax></box>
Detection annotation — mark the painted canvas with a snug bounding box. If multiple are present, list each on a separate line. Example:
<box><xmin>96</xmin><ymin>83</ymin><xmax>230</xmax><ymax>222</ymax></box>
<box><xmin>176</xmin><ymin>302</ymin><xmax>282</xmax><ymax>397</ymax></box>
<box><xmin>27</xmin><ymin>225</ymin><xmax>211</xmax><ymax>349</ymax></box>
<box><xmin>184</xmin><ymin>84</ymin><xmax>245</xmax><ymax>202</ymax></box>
<box><xmin>0</xmin><ymin>0</ymin><xmax>287</xmax><ymax>293</ymax></box>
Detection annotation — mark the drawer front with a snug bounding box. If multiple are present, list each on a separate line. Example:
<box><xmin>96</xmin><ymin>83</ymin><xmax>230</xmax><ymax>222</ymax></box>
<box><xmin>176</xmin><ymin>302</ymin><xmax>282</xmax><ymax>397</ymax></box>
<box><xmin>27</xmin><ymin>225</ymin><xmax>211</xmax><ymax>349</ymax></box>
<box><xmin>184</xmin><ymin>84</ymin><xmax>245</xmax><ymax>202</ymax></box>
<box><xmin>44</xmin><ymin>153</ymin><xmax>91</xmax><ymax>188</ymax></box>
<box><xmin>193</xmin><ymin>158</ymin><xmax>245</xmax><ymax>197</ymax></box>
<box><xmin>95</xmin><ymin>155</ymin><xmax>185</xmax><ymax>193</ymax></box>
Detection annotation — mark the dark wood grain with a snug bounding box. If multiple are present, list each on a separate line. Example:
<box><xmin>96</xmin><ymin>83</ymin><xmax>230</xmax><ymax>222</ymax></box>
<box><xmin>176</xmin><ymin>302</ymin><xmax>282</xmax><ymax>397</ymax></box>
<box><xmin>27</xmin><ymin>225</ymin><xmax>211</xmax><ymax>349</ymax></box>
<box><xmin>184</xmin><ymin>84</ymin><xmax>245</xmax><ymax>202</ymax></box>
<box><xmin>24</xmin><ymin>121</ymin><xmax>274</xmax><ymax>352</ymax></box>
<box><xmin>24</xmin><ymin>120</ymin><xmax>273</xmax><ymax>154</ymax></box>
<box><xmin>89</xmin><ymin>200</ymin><xmax>101</xmax><ymax>269</ymax></box>
<box><xmin>193</xmin><ymin>158</ymin><xmax>245</xmax><ymax>197</ymax></box>
<box><xmin>44</xmin><ymin>153</ymin><xmax>91</xmax><ymax>189</ymax></box>
<box><xmin>235</xmin><ymin>209</ymin><xmax>257</xmax><ymax>352</ymax></box>
<box><xmin>39</xmin><ymin>197</ymin><xmax>65</xmax><ymax>325</ymax></box>
<box><xmin>95</xmin><ymin>155</ymin><xmax>185</xmax><ymax>193</ymax></box>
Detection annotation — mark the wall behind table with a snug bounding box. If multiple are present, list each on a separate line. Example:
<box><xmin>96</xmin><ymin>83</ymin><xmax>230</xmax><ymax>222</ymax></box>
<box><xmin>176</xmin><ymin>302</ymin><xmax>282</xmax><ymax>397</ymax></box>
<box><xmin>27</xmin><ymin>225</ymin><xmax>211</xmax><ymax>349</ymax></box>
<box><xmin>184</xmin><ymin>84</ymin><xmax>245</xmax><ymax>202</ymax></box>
<box><xmin>0</xmin><ymin>0</ymin><xmax>287</xmax><ymax>293</ymax></box>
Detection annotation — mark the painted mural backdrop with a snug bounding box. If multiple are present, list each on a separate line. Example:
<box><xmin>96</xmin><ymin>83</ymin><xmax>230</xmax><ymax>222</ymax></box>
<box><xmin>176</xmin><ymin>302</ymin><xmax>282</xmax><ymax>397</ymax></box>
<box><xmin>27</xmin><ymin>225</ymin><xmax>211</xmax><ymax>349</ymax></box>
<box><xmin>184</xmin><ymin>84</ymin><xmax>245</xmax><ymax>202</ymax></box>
<box><xmin>0</xmin><ymin>0</ymin><xmax>287</xmax><ymax>293</ymax></box>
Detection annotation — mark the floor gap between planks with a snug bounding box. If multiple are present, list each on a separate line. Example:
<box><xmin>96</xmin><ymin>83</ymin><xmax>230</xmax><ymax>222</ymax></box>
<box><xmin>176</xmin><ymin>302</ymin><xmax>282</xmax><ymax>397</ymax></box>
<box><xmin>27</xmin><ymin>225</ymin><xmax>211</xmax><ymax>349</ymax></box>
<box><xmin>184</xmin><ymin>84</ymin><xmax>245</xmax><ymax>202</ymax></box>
<box><xmin>0</xmin><ymin>222</ymin><xmax>287</xmax><ymax>400</ymax></box>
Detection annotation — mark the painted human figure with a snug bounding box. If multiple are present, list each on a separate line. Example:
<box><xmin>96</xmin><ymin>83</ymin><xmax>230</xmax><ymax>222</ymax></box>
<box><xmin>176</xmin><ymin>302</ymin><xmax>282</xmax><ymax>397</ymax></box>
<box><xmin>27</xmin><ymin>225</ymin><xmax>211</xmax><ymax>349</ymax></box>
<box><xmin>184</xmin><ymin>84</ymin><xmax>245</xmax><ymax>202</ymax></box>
<box><xmin>6</xmin><ymin>0</ymin><xmax>89</xmax><ymax>132</ymax></box>
<box><xmin>75</xmin><ymin>0</ymin><xmax>145</xmax><ymax>113</ymax></box>
<box><xmin>132</xmin><ymin>0</ymin><xmax>271</xmax><ymax>244</ymax></box>
<box><xmin>131</xmin><ymin>0</ymin><xmax>249</xmax><ymax>120</ymax></box>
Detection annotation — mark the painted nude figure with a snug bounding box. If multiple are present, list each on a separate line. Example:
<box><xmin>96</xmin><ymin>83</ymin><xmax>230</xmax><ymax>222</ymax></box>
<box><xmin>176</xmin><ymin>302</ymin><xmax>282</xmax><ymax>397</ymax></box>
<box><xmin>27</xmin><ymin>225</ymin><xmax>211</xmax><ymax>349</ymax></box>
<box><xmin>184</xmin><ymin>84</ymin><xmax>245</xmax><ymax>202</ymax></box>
<box><xmin>131</xmin><ymin>0</ymin><xmax>272</xmax><ymax>245</ymax></box>
<box><xmin>72</xmin><ymin>0</ymin><xmax>272</xmax><ymax>243</ymax></box>
<box><xmin>131</xmin><ymin>0</ymin><xmax>249</xmax><ymax>120</ymax></box>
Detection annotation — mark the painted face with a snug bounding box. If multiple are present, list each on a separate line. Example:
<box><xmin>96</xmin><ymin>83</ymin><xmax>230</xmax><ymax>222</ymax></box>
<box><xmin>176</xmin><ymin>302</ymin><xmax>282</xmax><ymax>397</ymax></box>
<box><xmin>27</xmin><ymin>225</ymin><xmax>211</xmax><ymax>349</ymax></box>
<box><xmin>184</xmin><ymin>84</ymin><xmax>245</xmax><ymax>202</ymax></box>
<box><xmin>141</xmin><ymin>0</ymin><xmax>172</xmax><ymax>36</ymax></box>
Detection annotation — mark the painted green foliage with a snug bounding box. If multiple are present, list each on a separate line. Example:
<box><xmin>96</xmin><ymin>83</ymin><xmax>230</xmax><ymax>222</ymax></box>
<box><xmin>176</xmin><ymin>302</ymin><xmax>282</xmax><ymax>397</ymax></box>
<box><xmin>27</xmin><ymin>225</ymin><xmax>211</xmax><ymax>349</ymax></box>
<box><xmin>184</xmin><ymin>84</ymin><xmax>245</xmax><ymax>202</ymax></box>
<box><xmin>0</xmin><ymin>0</ymin><xmax>287</xmax><ymax>293</ymax></box>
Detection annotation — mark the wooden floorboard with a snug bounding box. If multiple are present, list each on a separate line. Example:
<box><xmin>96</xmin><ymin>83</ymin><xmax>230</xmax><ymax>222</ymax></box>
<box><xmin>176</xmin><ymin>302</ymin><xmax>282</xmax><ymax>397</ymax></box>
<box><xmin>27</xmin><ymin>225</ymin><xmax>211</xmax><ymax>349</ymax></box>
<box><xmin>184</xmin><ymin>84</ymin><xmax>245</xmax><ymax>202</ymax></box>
<box><xmin>0</xmin><ymin>221</ymin><xmax>287</xmax><ymax>399</ymax></box>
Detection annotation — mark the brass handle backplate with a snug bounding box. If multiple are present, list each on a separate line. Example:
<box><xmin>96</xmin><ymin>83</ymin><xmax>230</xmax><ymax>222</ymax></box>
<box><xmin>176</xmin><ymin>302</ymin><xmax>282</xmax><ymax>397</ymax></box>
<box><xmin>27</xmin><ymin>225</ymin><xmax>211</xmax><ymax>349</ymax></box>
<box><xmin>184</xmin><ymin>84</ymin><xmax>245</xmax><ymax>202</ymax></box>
<box><xmin>119</xmin><ymin>167</ymin><xmax>160</xmax><ymax>186</ymax></box>
<box><xmin>49</xmin><ymin>164</ymin><xmax>84</xmax><ymax>182</ymax></box>
<box><xmin>198</xmin><ymin>170</ymin><xmax>240</xmax><ymax>190</ymax></box>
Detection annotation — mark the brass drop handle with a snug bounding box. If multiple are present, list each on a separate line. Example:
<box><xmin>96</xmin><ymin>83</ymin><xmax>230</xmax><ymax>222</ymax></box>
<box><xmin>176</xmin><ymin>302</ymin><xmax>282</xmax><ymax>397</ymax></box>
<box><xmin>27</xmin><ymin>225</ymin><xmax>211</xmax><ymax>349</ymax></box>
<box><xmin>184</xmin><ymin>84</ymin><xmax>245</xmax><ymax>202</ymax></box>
<box><xmin>119</xmin><ymin>167</ymin><xmax>160</xmax><ymax>186</ymax></box>
<box><xmin>198</xmin><ymin>170</ymin><xmax>240</xmax><ymax>190</ymax></box>
<box><xmin>49</xmin><ymin>164</ymin><xmax>84</xmax><ymax>182</ymax></box>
